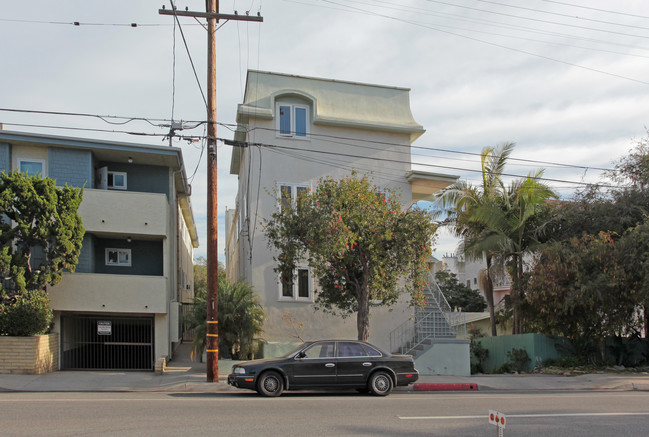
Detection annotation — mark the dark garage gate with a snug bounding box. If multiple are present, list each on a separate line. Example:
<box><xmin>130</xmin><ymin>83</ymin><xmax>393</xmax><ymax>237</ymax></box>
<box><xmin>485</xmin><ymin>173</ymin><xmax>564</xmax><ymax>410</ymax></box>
<box><xmin>61</xmin><ymin>315</ymin><xmax>154</xmax><ymax>371</ymax></box>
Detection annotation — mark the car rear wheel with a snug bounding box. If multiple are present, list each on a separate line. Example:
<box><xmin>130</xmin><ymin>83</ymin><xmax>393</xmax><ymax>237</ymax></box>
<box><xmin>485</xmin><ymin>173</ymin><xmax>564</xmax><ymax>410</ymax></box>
<box><xmin>369</xmin><ymin>371</ymin><xmax>393</xmax><ymax>396</ymax></box>
<box><xmin>257</xmin><ymin>371</ymin><xmax>284</xmax><ymax>397</ymax></box>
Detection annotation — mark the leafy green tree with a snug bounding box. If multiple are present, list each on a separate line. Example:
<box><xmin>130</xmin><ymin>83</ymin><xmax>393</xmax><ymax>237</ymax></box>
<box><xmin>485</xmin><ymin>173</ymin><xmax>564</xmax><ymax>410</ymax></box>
<box><xmin>0</xmin><ymin>172</ymin><xmax>84</xmax><ymax>336</ymax></box>
<box><xmin>434</xmin><ymin>270</ymin><xmax>486</xmax><ymax>312</ymax></box>
<box><xmin>265</xmin><ymin>173</ymin><xmax>437</xmax><ymax>342</ymax></box>
<box><xmin>523</xmin><ymin>232</ymin><xmax>638</xmax><ymax>360</ymax></box>
<box><xmin>186</xmin><ymin>260</ymin><xmax>264</xmax><ymax>361</ymax></box>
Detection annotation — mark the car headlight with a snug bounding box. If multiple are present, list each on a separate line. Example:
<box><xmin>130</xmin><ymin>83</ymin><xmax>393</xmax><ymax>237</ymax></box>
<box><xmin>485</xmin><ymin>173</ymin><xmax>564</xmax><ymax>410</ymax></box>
<box><xmin>233</xmin><ymin>367</ymin><xmax>246</xmax><ymax>374</ymax></box>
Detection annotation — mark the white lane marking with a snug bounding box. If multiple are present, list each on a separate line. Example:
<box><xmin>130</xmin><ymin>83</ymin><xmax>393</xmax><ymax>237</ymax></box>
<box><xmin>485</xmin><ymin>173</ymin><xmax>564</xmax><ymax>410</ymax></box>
<box><xmin>400</xmin><ymin>412</ymin><xmax>649</xmax><ymax>420</ymax></box>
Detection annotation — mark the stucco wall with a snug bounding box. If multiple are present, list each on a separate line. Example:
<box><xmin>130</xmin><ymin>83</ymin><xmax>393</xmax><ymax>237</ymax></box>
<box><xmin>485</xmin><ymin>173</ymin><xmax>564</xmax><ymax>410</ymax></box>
<box><xmin>235</xmin><ymin>111</ymin><xmax>417</xmax><ymax>353</ymax></box>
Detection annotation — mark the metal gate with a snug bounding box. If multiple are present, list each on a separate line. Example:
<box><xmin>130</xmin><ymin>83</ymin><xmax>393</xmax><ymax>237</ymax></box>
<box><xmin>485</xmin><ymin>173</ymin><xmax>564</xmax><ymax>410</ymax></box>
<box><xmin>181</xmin><ymin>303</ymin><xmax>196</xmax><ymax>342</ymax></box>
<box><xmin>61</xmin><ymin>315</ymin><xmax>154</xmax><ymax>371</ymax></box>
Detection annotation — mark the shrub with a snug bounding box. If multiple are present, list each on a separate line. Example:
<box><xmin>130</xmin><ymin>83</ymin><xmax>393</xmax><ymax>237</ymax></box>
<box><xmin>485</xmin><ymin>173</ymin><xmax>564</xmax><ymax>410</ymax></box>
<box><xmin>0</xmin><ymin>289</ymin><xmax>53</xmax><ymax>336</ymax></box>
<box><xmin>507</xmin><ymin>348</ymin><xmax>531</xmax><ymax>373</ymax></box>
<box><xmin>468</xmin><ymin>324</ymin><xmax>489</xmax><ymax>374</ymax></box>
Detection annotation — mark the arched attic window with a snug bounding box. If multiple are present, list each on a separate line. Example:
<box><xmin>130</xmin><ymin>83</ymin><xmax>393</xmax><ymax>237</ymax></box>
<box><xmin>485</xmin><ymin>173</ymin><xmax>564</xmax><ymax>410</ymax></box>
<box><xmin>272</xmin><ymin>91</ymin><xmax>315</xmax><ymax>139</ymax></box>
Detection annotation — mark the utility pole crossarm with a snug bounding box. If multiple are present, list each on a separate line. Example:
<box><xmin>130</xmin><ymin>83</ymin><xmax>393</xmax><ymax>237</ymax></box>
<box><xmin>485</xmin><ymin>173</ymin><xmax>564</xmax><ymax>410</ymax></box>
<box><xmin>158</xmin><ymin>9</ymin><xmax>263</xmax><ymax>22</ymax></box>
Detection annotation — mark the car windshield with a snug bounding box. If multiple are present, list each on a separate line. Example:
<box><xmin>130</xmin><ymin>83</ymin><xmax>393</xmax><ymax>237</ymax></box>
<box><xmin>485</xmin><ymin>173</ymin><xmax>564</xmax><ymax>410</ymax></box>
<box><xmin>281</xmin><ymin>342</ymin><xmax>313</xmax><ymax>358</ymax></box>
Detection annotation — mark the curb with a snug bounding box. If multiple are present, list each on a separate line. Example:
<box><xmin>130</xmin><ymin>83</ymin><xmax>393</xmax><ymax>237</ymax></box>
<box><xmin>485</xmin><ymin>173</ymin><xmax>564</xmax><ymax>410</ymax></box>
<box><xmin>413</xmin><ymin>382</ymin><xmax>479</xmax><ymax>391</ymax></box>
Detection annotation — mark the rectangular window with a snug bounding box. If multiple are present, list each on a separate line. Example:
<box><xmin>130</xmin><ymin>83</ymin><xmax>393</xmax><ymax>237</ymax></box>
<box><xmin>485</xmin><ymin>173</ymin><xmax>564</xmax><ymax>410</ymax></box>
<box><xmin>279</xmin><ymin>183</ymin><xmax>310</xmax><ymax>212</ymax></box>
<box><xmin>107</xmin><ymin>171</ymin><xmax>127</xmax><ymax>190</ymax></box>
<box><xmin>279</xmin><ymin>105</ymin><xmax>292</xmax><ymax>135</ymax></box>
<box><xmin>278</xmin><ymin>267</ymin><xmax>312</xmax><ymax>301</ymax></box>
<box><xmin>18</xmin><ymin>159</ymin><xmax>46</xmax><ymax>177</ymax></box>
<box><xmin>297</xmin><ymin>268</ymin><xmax>310</xmax><ymax>298</ymax></box>
<box><xmin>105</xmin><ymin>248</ymin><xmax>131</xmax><ymax>267</ymax></box>
<box><xmin>276</xmin><ymin>103</ymin><xmax>309</xmax><ymax>138</ymax></box>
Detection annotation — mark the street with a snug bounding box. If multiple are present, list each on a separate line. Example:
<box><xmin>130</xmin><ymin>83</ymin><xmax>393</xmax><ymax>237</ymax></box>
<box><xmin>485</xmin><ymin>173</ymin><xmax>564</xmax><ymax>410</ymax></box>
<box><xmin>2</xmin><ymin>390</ymin><xmax>649</xmax><ymax>436</ymax></box>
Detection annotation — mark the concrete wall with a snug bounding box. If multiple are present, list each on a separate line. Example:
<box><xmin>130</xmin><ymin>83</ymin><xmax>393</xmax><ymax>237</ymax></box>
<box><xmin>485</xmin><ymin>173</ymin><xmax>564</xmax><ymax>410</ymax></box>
<box><xmin>0</xmin><ymin>334</ymin><xmax>59</xmax><ymax>374</ymax></box>
<box><xmin>414</xmin><ymin>339</ymin><xmax>471</xmax><ymax>376</ymax></box>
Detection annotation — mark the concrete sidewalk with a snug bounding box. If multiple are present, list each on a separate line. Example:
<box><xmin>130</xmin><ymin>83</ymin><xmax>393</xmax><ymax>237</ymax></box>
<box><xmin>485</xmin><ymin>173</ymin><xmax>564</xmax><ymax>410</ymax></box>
<box><xmin>2</xmin><ymin>342</ymin><xmax>649</xmax><ymax>393</ymax></box>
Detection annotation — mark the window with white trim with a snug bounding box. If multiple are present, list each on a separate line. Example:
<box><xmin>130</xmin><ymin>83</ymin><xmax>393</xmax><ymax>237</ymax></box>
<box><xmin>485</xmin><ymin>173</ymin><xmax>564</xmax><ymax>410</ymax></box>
<box><xmin>277</xmin><ymin>103</ymin><xmax>309</xmax><ymax>138</ymax></box>
<box><xmin>279</xmin><ymin>267</ymin><xmax>312</xmax><ymax>301</ymax></box>
<box><xmin>105</xmin><ymin>248</ymin><xmax>131</xmax><ymax>267</ymax></box>
<box><xmin>107</xmin><ymin>171</ymin><xmax>127</xmax><ymax>190</ymax></box>
<box><xmin>17</xmin><ymin>159</ymin><xmax>46</xmax><ymax>177</ymax></box>
<box><xmin>278</xmin><ymin>183</ymin><xmax>309</xmax><ymax>212</ymax></box>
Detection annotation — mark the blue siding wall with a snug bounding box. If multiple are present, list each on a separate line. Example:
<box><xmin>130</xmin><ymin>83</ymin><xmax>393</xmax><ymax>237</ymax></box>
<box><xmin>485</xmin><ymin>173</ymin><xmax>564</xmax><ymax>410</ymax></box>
<box><xmin>49</xmin><ymin>148</ymin><xmax>93</xmax><ymax>188</ymax></box>
<box><xmin>98</xmin><ymin>163</ymin><xmax>169</xmax><ymax>196</ymax></box>
<box><xmin>94</xmin><ymin>238</ymin><xmax>163</xmax><ymax>276</ymax></box>
<box><xmin>75</xmin><ymin>234</ymin><xmax>95</xmax><ymax>273</ymax></box>
<box><xmin>0</xmin><ymin>143</ymin><xmax>10</xmax><ymax>173</ymax></box>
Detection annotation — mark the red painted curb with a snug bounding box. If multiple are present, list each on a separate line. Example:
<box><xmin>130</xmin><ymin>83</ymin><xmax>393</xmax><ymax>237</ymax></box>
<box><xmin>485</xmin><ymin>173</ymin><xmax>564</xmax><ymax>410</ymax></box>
<box><xmin>413</xmin><ymin>383</ymin><xmax>479</xmax><ymax>391</ymax></box>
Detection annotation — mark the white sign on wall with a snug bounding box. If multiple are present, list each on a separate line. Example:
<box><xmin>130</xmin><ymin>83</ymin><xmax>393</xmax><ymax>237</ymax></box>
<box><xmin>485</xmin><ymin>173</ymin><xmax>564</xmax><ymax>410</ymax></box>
<box><xmin>97</xmin><ymin>320</ymin><xmax>112</xmax><ymax>336</ymax></box>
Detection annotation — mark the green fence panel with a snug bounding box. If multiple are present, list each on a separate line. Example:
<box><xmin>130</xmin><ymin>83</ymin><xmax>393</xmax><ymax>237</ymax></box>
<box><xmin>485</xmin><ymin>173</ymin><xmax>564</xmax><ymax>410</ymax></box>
<box><xmin>475</xmin><ymin>333</ymin><xmax>571</xmax><ymax>372</ymax></box>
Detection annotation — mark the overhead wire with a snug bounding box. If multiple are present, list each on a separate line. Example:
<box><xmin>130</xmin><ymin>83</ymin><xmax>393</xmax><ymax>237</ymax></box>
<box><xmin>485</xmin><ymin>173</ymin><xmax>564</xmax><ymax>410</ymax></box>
<box><xmin>318</xmin><ymin>0</ymin><xmax>649</xmax><ymax>86</ymax></box>
<box><xmin>169</xmin><ymin>1</ymin><xmax>208</xmax><ymax>109</ymax></box>
<box><xmin>219</xmin><ymin>137</ymin><xmax>619</xmax><ymax>188</ymax></box>
<box><xmin>540</xmin><ymin>1</ymin><xmax>649</xmax><ymax>20</ymax></box>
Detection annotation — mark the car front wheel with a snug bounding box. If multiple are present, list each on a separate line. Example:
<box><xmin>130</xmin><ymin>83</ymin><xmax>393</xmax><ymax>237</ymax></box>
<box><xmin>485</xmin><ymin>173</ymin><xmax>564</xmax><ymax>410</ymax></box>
<box><xmin>369</xmin><ymin>371</ymin><xmax>393</xmax><ymax>396</ymax></box>
<box><xmin>257</xmin><ymin>371</ymin><xmax>284</xmax><ymax>397</ymax></box>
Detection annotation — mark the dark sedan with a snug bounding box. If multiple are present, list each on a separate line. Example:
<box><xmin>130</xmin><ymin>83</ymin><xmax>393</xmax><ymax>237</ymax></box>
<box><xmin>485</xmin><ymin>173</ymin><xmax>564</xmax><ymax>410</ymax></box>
<box><xmin>227</xmin><ymin>339</ymin><xmax>418</xmax><ymax>397</ymax></box>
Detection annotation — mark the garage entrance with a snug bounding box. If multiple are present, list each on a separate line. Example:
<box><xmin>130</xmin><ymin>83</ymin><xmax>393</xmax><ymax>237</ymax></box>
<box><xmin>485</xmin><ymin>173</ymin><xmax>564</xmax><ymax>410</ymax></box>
<box><xmin>61</xmin><ymin>315</ymin><xmax>154</xmax><ymax>371</ymax></box>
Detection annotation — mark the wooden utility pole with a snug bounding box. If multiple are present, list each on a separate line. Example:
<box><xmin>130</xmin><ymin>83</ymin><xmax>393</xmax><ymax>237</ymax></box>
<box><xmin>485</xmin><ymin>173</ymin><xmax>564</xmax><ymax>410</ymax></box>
<box><xmin>159</xmin><ymin>2</ymin><xmax>262</xmax><ymax>383</ymax></box>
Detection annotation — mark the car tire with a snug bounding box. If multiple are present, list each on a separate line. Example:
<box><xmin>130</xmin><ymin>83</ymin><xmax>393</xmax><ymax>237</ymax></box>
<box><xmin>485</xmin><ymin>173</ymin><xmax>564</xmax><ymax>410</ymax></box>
<box><xmin>368</xmin><ymin>371</ymin><xmax>393</xmax><ymax>396</ymax></box>
<box><xmin>257</xmin><ymin>371</ymin><xmax>284</xmax><ymax>397</ymax></box>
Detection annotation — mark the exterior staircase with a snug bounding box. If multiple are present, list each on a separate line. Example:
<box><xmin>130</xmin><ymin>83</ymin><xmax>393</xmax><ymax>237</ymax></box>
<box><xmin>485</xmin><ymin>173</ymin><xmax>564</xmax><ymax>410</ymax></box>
<box><xmin>389</xmin><ymin>274</ymin><xmax>466</xmax><ymax>359</ymax></box>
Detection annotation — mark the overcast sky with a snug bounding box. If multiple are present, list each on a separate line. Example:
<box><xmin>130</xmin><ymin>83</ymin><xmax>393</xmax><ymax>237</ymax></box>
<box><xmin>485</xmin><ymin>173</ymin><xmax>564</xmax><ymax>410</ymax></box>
<box><xmin>2</xmin><ymin>0</ymin><xmax>648</xmax><ymax>261</ymax></box>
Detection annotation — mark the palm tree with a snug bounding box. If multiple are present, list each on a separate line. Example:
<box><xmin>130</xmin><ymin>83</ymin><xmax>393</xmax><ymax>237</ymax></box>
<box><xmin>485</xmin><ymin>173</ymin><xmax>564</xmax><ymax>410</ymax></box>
<box><xmin>218</xmin><ymin>279</ymin><xmax>265</xmax><ymax>360</ymax></box>
<box><xmin>468</xmin><ymin>170</ymin><xmax>557</xmax><ymax>333</ymax></box>
<box><xmin>184</xmin><ymin>265</ymin><xmax>264</xmax><ymax>361</ymax></box>
<box><xmin>433</xmin><ymin>142</ymin><xmax>514</xmax><ymax>336</ymax></box>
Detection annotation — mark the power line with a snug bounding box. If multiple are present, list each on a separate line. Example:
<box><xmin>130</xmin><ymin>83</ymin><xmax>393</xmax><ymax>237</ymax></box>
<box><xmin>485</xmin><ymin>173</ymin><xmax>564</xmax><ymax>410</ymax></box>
<box><xmin>0</xmin><ymin>107</ymin><xmax>204</xmax><ymax>126</ymax></box>
<box><xmin>169</xmin><ymin>1</ymin><xmax>207</xmax><ymax>109</ymax></box>
<box><xmin>540</xmin><ymin>1</ymin><xmax>649</xmax><ymax>20</ymax></box>
<box><xmin>417</xmin><ymin>0</ymin><xmax>649</xmax><ymax>39</ymax></box>
<box><xmin>220</xmin><ymin>137</ymin><xmax>619</xmax><ymax>188</ymax></box>
<box><xmin>247</xmin><ymin>126</ymin><xmax>613</xmax><ymax>172</ymax></box>
<box><xmin>0</xmin><ymin>18</ymin><xmax>191</xmax><ymax>27</ymax></box>
<box><xmin>318</xmin><ymin>0</ymin><xmax>649</xmax><ymax>86</ymax></box>
<box><xmin>0</xmin><ymin>106</ymin><xmax>617</xmax><ymax>173</ymax></box>
<box><xmin>472</xmin><ymin>0</ymin><xmax>649</xmax><ymax>30</ymax></box>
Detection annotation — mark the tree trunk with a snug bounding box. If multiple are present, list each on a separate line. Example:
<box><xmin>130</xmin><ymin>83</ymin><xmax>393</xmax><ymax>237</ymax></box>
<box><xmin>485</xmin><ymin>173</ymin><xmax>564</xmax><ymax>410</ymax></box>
<box><xmin>357</xmin><ymin>281</ymin><xmax>370</xmax><ymax>341</ymax></box>
<box><xmin>479</xmin><ymin>257</ymin><xmax>497</xmax><ymax>337</ymax></box>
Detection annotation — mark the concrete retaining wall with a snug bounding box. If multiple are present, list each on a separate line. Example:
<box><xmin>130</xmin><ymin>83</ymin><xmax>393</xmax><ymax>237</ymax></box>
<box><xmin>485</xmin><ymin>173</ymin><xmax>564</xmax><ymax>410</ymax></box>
<box><xmin>415</xmin><ymin>339</ymin><xmax>471</xmax><ymax>376</ymax></box>
<box><xmin>0</xmin><ymin>333</ymin><xmax>59</xmax><ymax>374</ymax></box>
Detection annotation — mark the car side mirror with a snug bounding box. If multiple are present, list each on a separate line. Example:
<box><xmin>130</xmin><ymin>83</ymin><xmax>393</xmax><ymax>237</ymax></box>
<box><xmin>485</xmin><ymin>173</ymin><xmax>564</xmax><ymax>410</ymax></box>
<box><xmin>296</xmin><ymin>351</ymin><xmax>306</xmax><ymax>359</ymax></box>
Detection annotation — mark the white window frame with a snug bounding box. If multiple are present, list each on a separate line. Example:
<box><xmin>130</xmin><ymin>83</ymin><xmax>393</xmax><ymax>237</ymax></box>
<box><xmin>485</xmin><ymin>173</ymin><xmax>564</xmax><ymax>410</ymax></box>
<box><xmin>105</xmin><ymin>248</ymin><xmax>132</xmax><ymax>267</ymax></box>
<box><xmin>17</xmin><ymin>158</ymin><xmax>46</xmax><ymax>178</ymax></box>
<box><xmin>278</xmin><ymin>183</ymin><xmax>310</xmax><ymax>212</ymax></box>
<box><xmin>278</xmin><ymin>266</ymin><xmax>313</xmax><ymax>302</ymax></box>
<box><xmin>276</xmin><ymin>103</ymin><xmax>310</xmax><ymax>139</ymax></box>
<box><xmin>107</xmin><ymin>171</ymin><xmax>127</xmax><ymax>190</ymax></box>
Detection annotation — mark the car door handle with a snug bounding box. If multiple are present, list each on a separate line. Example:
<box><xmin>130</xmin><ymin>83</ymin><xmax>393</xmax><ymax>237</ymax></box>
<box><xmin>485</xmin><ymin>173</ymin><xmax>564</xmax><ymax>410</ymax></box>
<box><xmin>362</xmin><ymin>362</ymin><xmax>373</xmax><ymax>367</ymax></box>
<box><xmin>325</xmin><ymin>363</ymin><xmax>336</xmax><ymax>368</ymax></box>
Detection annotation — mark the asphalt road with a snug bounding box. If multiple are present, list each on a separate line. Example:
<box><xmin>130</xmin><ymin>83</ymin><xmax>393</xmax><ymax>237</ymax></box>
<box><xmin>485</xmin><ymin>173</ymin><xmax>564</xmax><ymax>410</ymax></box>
<box><xmin>2</xmin><ymin>390</ymin><xmax>649</xmax><ymax>436</ymax></box>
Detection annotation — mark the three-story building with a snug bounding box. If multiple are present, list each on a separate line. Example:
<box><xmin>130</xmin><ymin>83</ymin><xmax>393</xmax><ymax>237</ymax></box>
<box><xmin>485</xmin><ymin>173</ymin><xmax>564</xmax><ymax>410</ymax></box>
<box><xmin>0</xmin><ymin>129</ymin><xmax>198</xmax><ymax>370</ymax></box>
